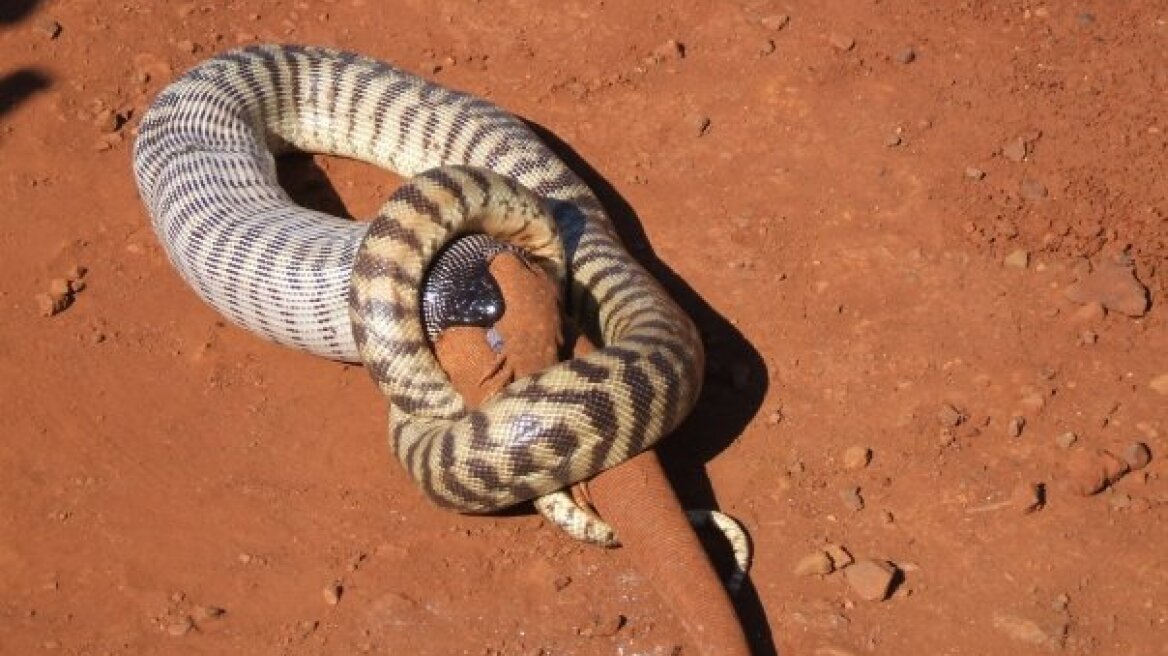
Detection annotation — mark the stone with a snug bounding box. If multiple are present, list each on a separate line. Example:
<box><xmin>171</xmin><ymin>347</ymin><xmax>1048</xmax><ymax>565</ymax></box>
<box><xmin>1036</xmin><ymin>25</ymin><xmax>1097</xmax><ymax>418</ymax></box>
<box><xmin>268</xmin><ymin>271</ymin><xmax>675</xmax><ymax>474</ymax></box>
<box><xmin>894</xmin><ymin>47</ymin><xmax>916</xmax><ymax>64</ymax></box>
<box><xmin>844</xmin><ymin>559</ymin><xmax>897</xmax><ymax>601</ymax></box>
<box><xmin>323</xmin><ymin>581</ymin><xmax>342</xmax><ymax>605</ymax></box>
<box><xmin>829</xmin><ymin>33</ymin><xmax>855</xmax><ymax>51</ymax></box>
<box><xmin>1055</xmin><ymin>431</ymin><xmax>1078</xmax><ymax>449</ymax></box>
<box><xmin>760</xmin><ymin>14</ymin><xmax>790</xmax><ymax>31</ymax></box>
<box><xmin>1001</xmin><ymin>137</ymin><xmax>1029</xmax><ymax>162</ymax></box>
<box><xmin>840</xmin><ymin>486</ymin><xmax>864</xmax><ymax>511</ymax></box>
<box><xmin>1019</xmin><ymin>178</ymin><xmax>1048</xmax><ymax>201</ymax></box>
<box><xmin>937</xmin><ymin>403</ymin><xmax>965</xmax><ymax>427</ymax></box>
<box><xmin>1123</xmin><ymin>442</ymin><xmax>1151</xmax><ymax>470</ymax></box>
<box><xmin>1007</xmin><ymin>415</ymin><xmax>1026</xmax><ymax>438</ymax></box>
<box><xmin>965</xmin><ymin>166</ymin><xmax>986</xmax><ymax>180</ymax></box>
<box><xmin>825</xmin><ymin>544</ymin><xmax>854</xmax><ymax>569</ymax></box>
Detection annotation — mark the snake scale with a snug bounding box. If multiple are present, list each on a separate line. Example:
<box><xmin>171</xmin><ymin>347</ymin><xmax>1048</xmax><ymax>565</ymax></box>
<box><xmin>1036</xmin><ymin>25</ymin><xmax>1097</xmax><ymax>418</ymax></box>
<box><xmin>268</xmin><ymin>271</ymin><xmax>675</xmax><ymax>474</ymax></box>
<box><xmin>132</xmin><ymin>44</ymin><xmax>707</xmax><ymax>517</ymax></box>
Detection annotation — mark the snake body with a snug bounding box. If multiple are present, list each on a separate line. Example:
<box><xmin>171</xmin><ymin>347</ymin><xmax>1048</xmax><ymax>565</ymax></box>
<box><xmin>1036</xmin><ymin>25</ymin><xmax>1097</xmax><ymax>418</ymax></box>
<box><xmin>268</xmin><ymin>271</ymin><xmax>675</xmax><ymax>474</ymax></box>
<box><xmin>132</xmin><ymin>44</ymin><xmax>705</xmax><ymax>513</ymax></box>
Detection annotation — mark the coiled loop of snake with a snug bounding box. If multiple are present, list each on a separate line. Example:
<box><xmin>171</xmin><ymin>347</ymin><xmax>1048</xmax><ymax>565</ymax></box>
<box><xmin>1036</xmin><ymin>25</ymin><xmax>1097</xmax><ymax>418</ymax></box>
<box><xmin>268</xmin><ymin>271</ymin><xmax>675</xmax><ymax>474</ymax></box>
<box><xmin>132</xmin><ymin>44</ymin><xmax>705</xmax><ymax>513</ymax></box>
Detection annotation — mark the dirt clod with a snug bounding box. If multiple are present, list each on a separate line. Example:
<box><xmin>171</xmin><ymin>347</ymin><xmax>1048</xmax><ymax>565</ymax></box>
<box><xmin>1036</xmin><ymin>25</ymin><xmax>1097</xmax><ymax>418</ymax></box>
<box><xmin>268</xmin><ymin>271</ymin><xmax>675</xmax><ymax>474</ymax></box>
<box><xmin>794</xmin><ymin>551</ymin><xmax>835</xmax><ymax>576</ymax></box>
<box><xmin>1064</xmin><ymin>261</ymin><xmax>1150</xmax><ymax>317</ymax></box>
<box><xmin>844</xmin><ymin>559</ymin><xmax>897</xmax><ymax>601</ymax></box>
<box><xmin>166</xmin><ymin>616</ymin><xmax>195</xmax><ymax>637</ymax></box>
<box><xmin>1003</xmin><ymin>249</ymin><xmax>1029</xmax><ymax>269</ymax></box>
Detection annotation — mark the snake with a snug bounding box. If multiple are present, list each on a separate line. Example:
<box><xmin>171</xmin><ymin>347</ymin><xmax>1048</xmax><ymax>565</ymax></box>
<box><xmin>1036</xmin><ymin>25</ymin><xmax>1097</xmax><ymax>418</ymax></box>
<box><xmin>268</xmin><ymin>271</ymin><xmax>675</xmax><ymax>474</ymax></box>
<box><xmin>131</xmin><ymin>44</ymin><xmax>747</xmax><ymax>579</ymax></box>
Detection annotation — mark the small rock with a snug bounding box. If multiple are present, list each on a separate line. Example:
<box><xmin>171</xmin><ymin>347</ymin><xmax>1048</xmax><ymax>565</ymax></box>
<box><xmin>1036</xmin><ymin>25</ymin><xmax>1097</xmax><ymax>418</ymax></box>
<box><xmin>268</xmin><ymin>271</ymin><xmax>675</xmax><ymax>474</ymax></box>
<box><xmin>1019</xmin><ymin>178</ymin><xmax>1048</xmax><ymax>201</ymax></box>
<box><xmin>825</xmin><ymin>544</ymin><xmax>854</xmax><ymax>569</ymax></box>
<box><xmin>883</xmin><ymin>132</ymin><xmax>902</xmax><ymax>147</ymax></box>
<box><xmin>553</xmin><ymin>576</ymin><xmax>572</xmax><ymax>591</ymax></box>
<box><xmin>793</xmin><ymin>551</ymin><xmax>835</xmax><ymax>576</ymax></box>
<box><xmin>1064</xmin><ymin>261</ymin><xmax>1150</xmax><ymax>317</ymax></box>
<box><xmin>166</xmin><ymin>616</ymin><xmax>195</xmax><ymax>636</ymax></box>
<box><xmin>844</xmin><ymin>559</ymin><xmax>897</xmax><ymax>601</ymax></box>
<box><xmin>323</xmin><ymin>581</ymin><xmax>343</xmax><ymax>606</ymax></box>
<box><xmin>35</xmin><ymin>292</ymin><xmax>69</xmax><ymax>317</ymax></box>
<box><xmin>580</xmin><ymin>614</ymin><xmax>625</xmax><ymax>637</ymax></box>
<box><xmin>48</xmin><ymin>278</ymin><xmax>72</xmax><ymax>298</ymax></box>
<box><xmin>1051</xmin><ymin>593</ymin><xmax>1070</xmax><ymax>612</ymax></box>
<box><xmin>759</xmin><ymin>39</ymin><xmax>776</xmax><ymax>56</ymax></box>
<box><xmin>829</xmin><ymin>33</ymin><xmax>856</xmax><ymax>51</ymax></box>
<box><xmin>894</xmin><ymin>47</ymin><xmax>916</xmax><ymax>64</ymax></box>
<box><xmin>1003</xmin><ymin>249</ymin><xmax>1029</xmax><ymax>269</ymax></box>
<box><xmin>1148</xmin><ymin>374</ymin><xmax>1168</xmax><ymax>396</ymax></box>
<box><xmin>192</xmin><ymin>605</ymin><xmax>226</xmax><ymax>621</ymax></box>
<box><xmin>964</xmin><ymin>166</ymin><xmax>986</xmax><ymax>180</ymax></box>
<box><xmin>1007</xmin><ymin>415</ymin><xmax>1026</xmax><ymax>438</ymax></box>
<box><xmin>177</xmin><ymin>39</ymin><xmax>198</xmax><ymax>54</ymax></box>
<box><xmin>690</xmin><ymin>114</ymin><xmax>711</xmax><ymax>137</ymax></box>
<box><xmin>1077</xmin><ymin>330</ymin><xmax>1098</xmax><ymax>345</ymax></box>
<box><xmin>1064</xmin><ymin>449</ymin><xmax>1129</xmax><ymax>496</ymax></box>
<box><xmin>651</xmin><ymin>39</ymin><xmax>684</xmax><ymax>62</ymax></box>
<box><xmin>65</xmin><ymin>265</ymin><xmax>87</xmax><ymax>281</ymax></box>
<box><xmin>39</xmin><ymin>20</ymin><xmax>63</xmax><ymax>39</ymax></box>
<box><xmin>839</xmin><ymin>486</ymin><xmax>864</xmax><ymax>511</ymax></box>
<box><xmin>937</xmin><ymin>403</ymin><xmax>965</xmax><ymax>427</ymax></box>
<box><xmin>760</xmin><ymin>14</ymin><xmax>790</xmax><ymax>31</ymax></box>
<box><xmin>1123</xmin><ymin>442</ymin><xmax>1151</xmax><ymax>470</ymax></box>
<box><xmin>767</xmin><ymin>409</ymin><xmax>784</xmax><ymax>425</ymax></box>
<box><xmin>93</xmin><ymin>109</ymin><xmax>120</xmax><ymax>133</ymax></box>
<box><xmin>842</xmin><ymin>446</ymin><xmax>872</xmax><ymax>470</ymax></box>
<box><xmin>1001</xmin><ymin>137</ymin><xmax>1029</xmax><ymax>162</ymax></box>
<box><xmin>1011</xmin><ymin>482</ymin><xmax>1044</xmax><ymax>514</ymax></box>
<box><xmin>1055</xmin><ymin>431</ymin><xmax>1078</xmax><ymax>449</ymax></box>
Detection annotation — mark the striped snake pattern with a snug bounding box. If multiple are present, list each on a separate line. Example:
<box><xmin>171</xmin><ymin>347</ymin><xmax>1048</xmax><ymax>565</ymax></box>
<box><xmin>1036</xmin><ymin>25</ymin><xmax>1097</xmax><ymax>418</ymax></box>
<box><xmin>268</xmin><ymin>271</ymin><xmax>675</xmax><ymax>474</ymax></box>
<box><xmin>132</xmin><ymin>45</ymin><xmax>705</xmax><ymax>514</ymax></box>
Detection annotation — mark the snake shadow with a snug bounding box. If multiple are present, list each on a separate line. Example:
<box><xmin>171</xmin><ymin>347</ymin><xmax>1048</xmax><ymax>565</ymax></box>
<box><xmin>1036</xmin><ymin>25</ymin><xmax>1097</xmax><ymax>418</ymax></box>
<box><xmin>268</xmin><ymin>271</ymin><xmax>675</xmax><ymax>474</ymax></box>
<box><xmin>526</xmin><ymin>121</ymin><xmax>776</xmax><ymax>655</ymax></box>
<box><xmin>0</xmin><ymin>0</ymin><xmax>42</xmax><ymax>24</ymax></box>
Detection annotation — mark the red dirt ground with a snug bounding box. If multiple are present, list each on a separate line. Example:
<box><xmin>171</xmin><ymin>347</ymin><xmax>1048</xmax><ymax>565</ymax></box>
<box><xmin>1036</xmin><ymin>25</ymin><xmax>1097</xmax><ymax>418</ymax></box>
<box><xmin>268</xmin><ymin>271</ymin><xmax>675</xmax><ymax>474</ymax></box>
<box><xmin>2</xmin><ymin>1</ymin><xmax>1165</xmax><ymax>654</ymax></box>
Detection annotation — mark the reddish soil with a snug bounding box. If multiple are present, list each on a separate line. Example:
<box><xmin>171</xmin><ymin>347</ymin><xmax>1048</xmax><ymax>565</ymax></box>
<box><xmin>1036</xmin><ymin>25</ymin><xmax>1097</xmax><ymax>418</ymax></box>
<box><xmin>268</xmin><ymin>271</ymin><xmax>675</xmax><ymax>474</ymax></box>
<box><xmin>2</xmin><ymin>1</ymin><xmax>1165</xmax><ymax>654</ymax></box>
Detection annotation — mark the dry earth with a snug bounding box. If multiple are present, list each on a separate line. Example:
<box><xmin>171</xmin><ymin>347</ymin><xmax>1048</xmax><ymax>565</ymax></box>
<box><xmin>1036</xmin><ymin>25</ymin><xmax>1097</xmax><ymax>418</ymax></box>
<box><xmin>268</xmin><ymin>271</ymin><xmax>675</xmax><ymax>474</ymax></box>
<box><xmin>1</xmin><ymin>1</ymin><xmax>1166</xmax><ymax>654</ymax></box>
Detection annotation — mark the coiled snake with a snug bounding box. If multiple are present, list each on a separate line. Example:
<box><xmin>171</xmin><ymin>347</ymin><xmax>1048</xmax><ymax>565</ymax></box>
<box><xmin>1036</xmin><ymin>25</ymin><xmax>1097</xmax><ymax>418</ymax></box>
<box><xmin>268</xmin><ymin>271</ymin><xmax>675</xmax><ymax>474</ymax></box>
<box><xmin>132</xmin><ymin>45</ymin><xmax>743</xmax><ymax>561</ymax></box>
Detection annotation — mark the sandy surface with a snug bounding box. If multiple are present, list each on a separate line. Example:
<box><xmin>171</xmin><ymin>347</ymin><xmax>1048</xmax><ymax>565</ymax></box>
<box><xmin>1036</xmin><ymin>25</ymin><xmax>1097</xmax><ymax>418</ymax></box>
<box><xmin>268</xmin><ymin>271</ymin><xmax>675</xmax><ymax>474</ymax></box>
<box><xmin>2</xmin><ymin>1</ymin><xmax>1166</xmax><ymax>654</ymax></box>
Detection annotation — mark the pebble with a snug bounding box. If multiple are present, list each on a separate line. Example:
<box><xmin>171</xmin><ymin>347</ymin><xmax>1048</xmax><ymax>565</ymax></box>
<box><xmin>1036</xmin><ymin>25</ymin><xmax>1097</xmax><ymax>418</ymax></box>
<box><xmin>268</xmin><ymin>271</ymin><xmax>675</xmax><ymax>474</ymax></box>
<box><xmin>992</xmin><ymin>613</ymin><xmax>1051</xmax><ymax>646</ymax></box>
<box><xmin>894</xmin><ymin>47</ymin><xmax>916</xmax><ymax>64</ymax></box>
<box><xmin>1123</xmin><ymin>442</ymin><xmax>1151</xmax><ymax>470</ymax></box>
<box><xmin>192</xmin><ymin>605</ymin><xmax>226</xmax><ymax>621</ymax></box>
<box><xmin>690</xmin><ymin>114</ymin><xmax>711</xmax><ymax>137</ymax></box>
<box><xmin>883</xmin><ymin>132</ymin><xmax>902</xmax><ymax>147</ymax></box>
<box><xmin>1001</xmin><ymin>136</ymin><xmax>1029</xmax><ymax>162</ymax></box>
<box><xmin>177</xmin><ymin>39</ymin><xmax>198</xmax><ymax>54</ymax></box>
<box><xmin>760</xmin><ymin>14</ymin><xmax>790</xmax><ymax>31</ymax></box>
<box><xmin>829</xmin><ymin>33</ymin><xmax>855</xmax><ymax>51</ymax></box>
<box><xmin>1064</xmin><ymin>448</ymin><xmax>1129</xmax><ymax>496</ymax></box>
<box><xmin>793</xmin><ymin>551</ymin><xmax>835</xmax><ymax>576</ymax></box>
<box><xmin>1007</xmin><ymin>415</ymin><xmax>1026</xmax><ymax>438</ymax></box>
<box><xmin>579</xmin><ymin>613</ymin><xmax>624</xmax><ymax>637</ymax></box>
<box><xmin>844</xmin><ymin>559</ymin><xmax>897</xmax><ymax>601</ymax></box>
<box><xmin>651</xmin><ymin>39</ymin><xmax>684</xmax><ymax>62</ymax></box>
<box><xmin>842</xmin><ymin>446</ymin><xmax>872</xmax><ymax>470</ymax></box>
<box><xmin>1055</xmin><ymin>431</ymin><xmax>1078</xmax><ymax>449</ymax></box>
<box><xmin>1149</xmin><ymin>374</ymin><xmax>1168</xmax><ymax>396</ymax></box>
<box><xmin>964</xmin><ymin>166</ymin><xmax>986</xmax><ymax>180</ymax></box>
<box><xmin>1077</xmin><ymin>330</ymin><xmax>1098</xmax><ymax>346</ymax></box>
<box><xmin>937</xmin><ymin>403</ymin><xmax>965</xmax><ymax>428</ymax></box>
<box><xmin>825</xmin><ymin>543</ymin><xmax>854</xmax><ymax>569</ymax></box>
<box><xmin>1003</xmin><ymin>249</ymin><xmax>1029</xmax><ymax>269</ymax></box>
<box><xmin>1012</xmin><ymin>482</ymin><xmax>1044</xmax><ymax>514</ymax></box>
<box><xmin>39</xmin><ymin>20</ymin><xmax>63</xmax><ymax>39</ymax></box>
<box><xmin>35</xmin><ymin>292</ymin><xmax>69</xmax><ymax>317</ymax></box>
<box><xmin>166</xmin><ymin>616</ymin><xmax>195</xmax><ymax>636</ymax></box>
<box><xmin>1019</xmin><ymin>178</ymin><xmax>1048</xmax><ymax>201</ymax></box>
<box><xmin>840</xmin><ymin>486</ymin><xmax>864</xmax><ymax>511</ymax></box>
<box><xmin>323</xmin><ymin>581</ymin><xmax>343</xmax><ymax>606</ymax></box>
<box><xmin>45</xmin><ymin>275</ymin><xmax>72</xmax><ymax>296</ymax></box>
<box><xmin>759</xmin><ymin>39</ymin><xmax>776</xmax><ymax>56</ymax></box>
<box><xmin>1064</xmin><ymin>261</ymin><xmax>1150</xmax><ymax>317</ymax></box>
